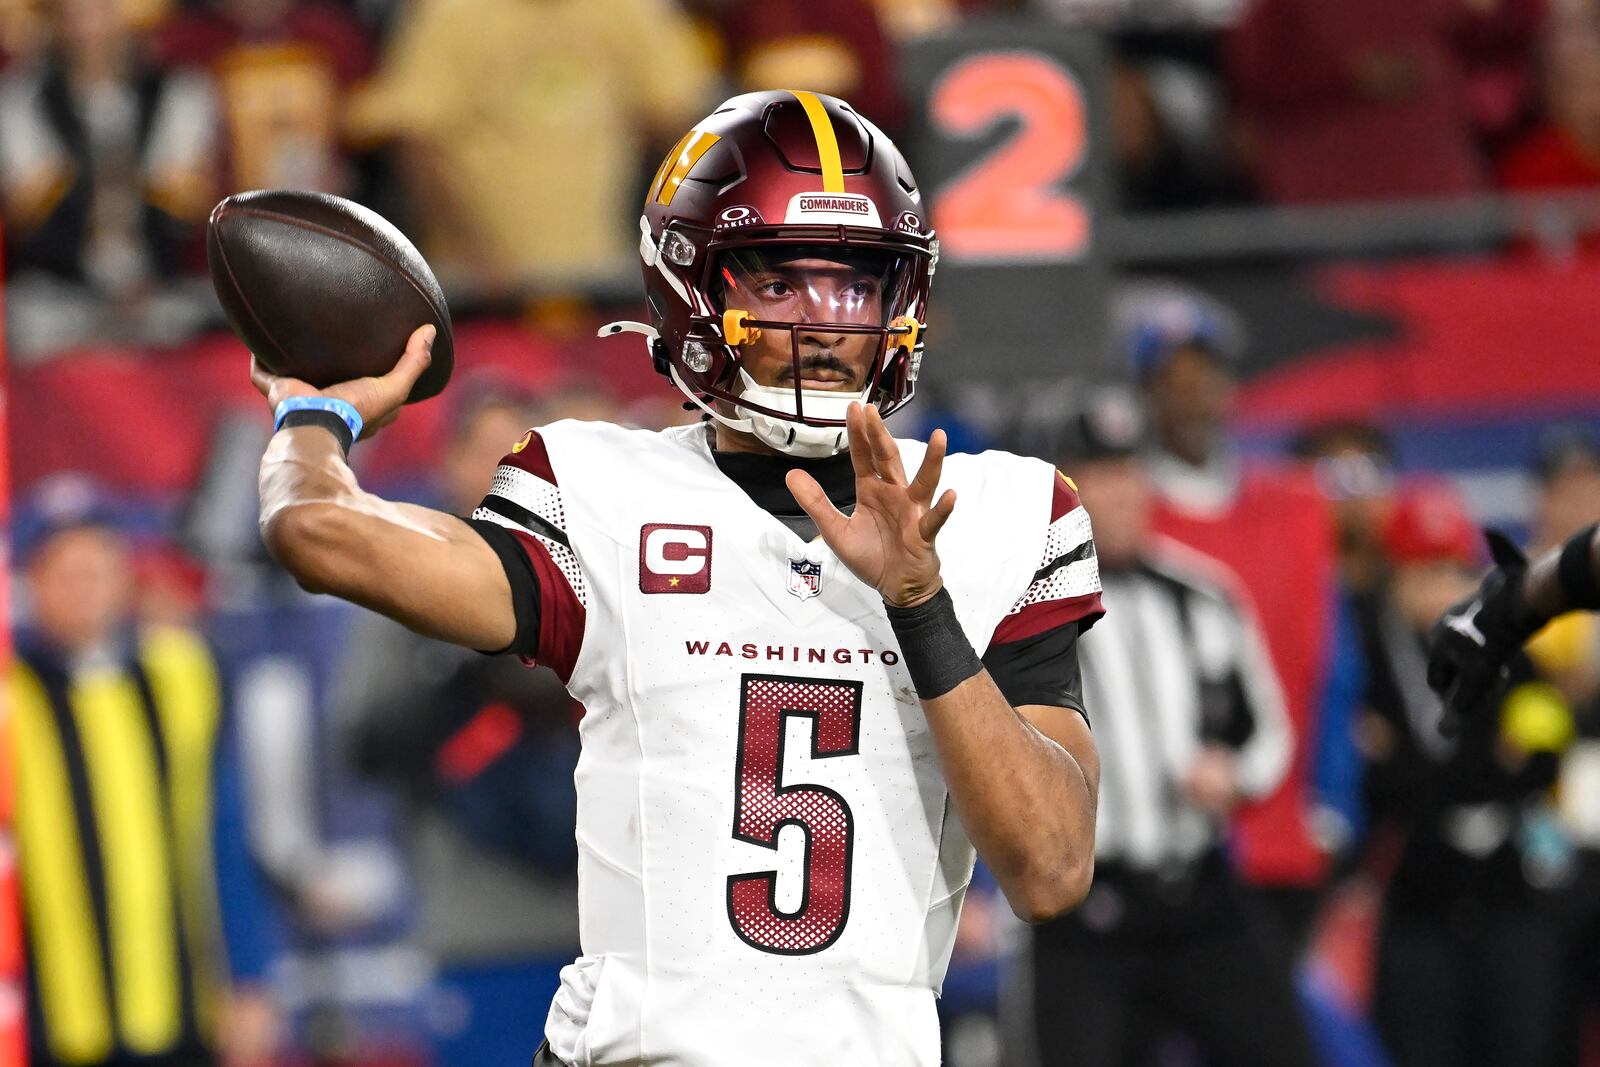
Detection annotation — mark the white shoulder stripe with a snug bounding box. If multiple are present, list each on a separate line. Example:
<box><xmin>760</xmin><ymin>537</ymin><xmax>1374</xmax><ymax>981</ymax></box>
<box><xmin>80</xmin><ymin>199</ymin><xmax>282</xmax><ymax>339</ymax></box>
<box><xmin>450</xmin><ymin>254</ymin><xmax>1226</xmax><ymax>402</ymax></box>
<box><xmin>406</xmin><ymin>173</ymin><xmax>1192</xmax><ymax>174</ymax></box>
<box><xmin>1007</xmin><ymin>505</ymin><xmax>1099</xmax><ymax>614</ymax></box>
<box><xmin>1039</xmin><ymin>506</ymin><xmax>1093</xmax><ymax>568</ymax></box>
<box><xmin>1010</xmin><ymin>555</ymin><xmax>1100</xmax><ymax>613</ymax></box>
<box><xmin>487</xmin><ymin>464</ymin><xmax>566</xmax><ymax>532</ymax></box>
<box><xmin>471</xmin><ymin>507</ymin><xmax>589</xmax><ymax>607</ymax></box>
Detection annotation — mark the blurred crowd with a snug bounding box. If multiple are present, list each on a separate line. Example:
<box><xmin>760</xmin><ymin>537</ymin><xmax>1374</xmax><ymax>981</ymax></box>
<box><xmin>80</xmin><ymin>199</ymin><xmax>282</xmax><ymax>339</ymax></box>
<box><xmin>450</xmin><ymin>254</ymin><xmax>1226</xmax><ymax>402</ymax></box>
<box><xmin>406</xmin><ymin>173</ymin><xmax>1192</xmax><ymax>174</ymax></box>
<box><xmin>7</xmin><ymin>2</ymin><xmax>1600</xmax><ymax>1067</ymax></box>
<box><xmin>7</xmin><ymin>0</ymin><xmax>1600</xmax><ymax>358</ymax></box>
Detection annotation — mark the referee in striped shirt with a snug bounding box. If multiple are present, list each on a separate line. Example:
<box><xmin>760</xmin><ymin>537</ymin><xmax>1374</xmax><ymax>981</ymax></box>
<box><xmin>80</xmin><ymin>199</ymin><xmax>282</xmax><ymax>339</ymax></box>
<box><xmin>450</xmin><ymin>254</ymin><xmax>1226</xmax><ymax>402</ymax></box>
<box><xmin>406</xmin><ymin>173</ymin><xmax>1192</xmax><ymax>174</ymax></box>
<box><xmin>1010</xmin><ymin>391</ymin><xmax>1316</xmax><ymax>1067</ymax></box>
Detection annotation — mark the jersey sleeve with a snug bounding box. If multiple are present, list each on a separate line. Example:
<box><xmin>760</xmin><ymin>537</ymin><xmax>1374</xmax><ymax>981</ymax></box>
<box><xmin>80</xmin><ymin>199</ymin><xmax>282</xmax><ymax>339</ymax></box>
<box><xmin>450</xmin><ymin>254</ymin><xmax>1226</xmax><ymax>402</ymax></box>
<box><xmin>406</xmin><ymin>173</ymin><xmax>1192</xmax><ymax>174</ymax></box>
<box><xmin>467</xmin><ymin>430</ymin><xmax>588</xmax><ymax>682</ymax></box>
<box><xmin>982</xmin><ymin>471</ymin><xmax>1104</xmax><ymax>719</ymax></box>
<box><xmin>982</xmin><ymin>620</ymin><xmax>1087</xmax><ymax>717</ymax></box>
<box><xmin>991</xmin><ymin>470</ymin><xmax>1104</xmax><ymax>644</ymax></box>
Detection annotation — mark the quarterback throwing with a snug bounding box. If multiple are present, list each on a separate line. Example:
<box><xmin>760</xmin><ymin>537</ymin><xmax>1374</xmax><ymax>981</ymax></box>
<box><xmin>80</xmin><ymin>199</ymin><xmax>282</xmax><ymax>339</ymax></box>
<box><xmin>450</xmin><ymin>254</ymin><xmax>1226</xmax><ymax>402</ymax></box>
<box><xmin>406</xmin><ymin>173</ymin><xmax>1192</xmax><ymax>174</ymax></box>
<box><xmin>253</xmin><ymin>91</ymin><xmax>1103</xmax><ymax>1066</ymax></box>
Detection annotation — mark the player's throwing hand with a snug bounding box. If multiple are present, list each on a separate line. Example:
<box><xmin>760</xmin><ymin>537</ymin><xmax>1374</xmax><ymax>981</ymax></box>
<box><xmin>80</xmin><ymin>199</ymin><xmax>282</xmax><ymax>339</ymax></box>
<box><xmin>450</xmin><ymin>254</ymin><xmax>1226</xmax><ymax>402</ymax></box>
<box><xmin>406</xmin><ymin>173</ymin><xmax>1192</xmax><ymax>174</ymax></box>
<box><xmin>786</xmin><ymin>402</ymin><xmax>957</xmax><ymax>609</ymax></box>
<box><xmin>250</xmin><ymin>324</ymin><xmax>436</xmax><ymax>440</ymax></box>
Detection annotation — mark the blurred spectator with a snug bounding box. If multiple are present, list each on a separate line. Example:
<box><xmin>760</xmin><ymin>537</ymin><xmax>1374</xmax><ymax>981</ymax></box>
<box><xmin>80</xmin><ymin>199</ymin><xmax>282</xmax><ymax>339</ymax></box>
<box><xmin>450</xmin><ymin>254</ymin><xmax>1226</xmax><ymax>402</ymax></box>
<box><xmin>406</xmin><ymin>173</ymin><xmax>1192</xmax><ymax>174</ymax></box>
<box><xmin>1293</xmin><ymin>421</ymin><xmax>1401</xmax><ymax>849</ymax></box>
<box><xmin>155</xmin><ymin>0</ymin><xmax>374</xmax><ymax>194</ymax></box>
<box><xmin>344</xmin><ymin>0</ymin><xmax>714</xmax><ymax>297</ymax></box>
<box><xmin>1228</xmin><ymin>0</ymin><xmax>1486</xmax><ymax>202</ymax></box>
<box><xmin>131</xmin><ymin>543</ymin><xmax>211</xmax><ymax>629</ymax></box>
<box><xmin>1039</xmin><ymin>0</ymin><xmax>1250</xmax><ymax>28</ymax></box>
<box><xmin>1013</xmin><ymin>390</ymin><xmax>1314</xmax><ymax>1067</ymax></box>
<box><xmin>709</xmin><ymin>0</ymin><xmax>905</xmax><ymax>134</ymax></box>
<box><xmin>1359</xmin><ymin>480</ymin><xmax>1573</xmax><ymax>1067</ymax></box>
<box><xmin>334</xmin><ymin>380</ymin><xmax>583</xmax><ymax>1067</ymax></box>
<box><xmin>1497</xmin><ymin>10</ymin><xmax>1600</xmax><ymax>192</ymax></box>
<box><xmin>1127</xmin><ymin>283</ymin><xmax>1349</xmax><ymax>946</ymax></box>
<box><xmin>1518</xmin><ymin>428</ymin><xmax>1600</xmax><ymax>1065</ymax></box>
<box><xmin>1110</xmin><ymin>57</ymin><xmax>1243</xmax><ymax>210</ymax></box>
<box><xmin>1447</xmin><ymin>0</ymin><xmax>1548</xmax><ymax>156</ymax></box>
<box><xmin>0</xmin><ymin>0</ymin><xmax>218</xmax><ymax>360</ymax></box>
<box><xmin>0</xmin><ymin>0</ymin><xmax>46</xmax><ymax>67</ymax></box>
<box><xmin>1525</xmin><ymin>426</ymin><xmax>1600</xmax><ymax>712</ymax></box>
<box><xmin>9</xmin><ymin>477</ymin><xmax>279</xmax><ymax>1067</ymax></box>
<box><xmin>869</xmin><ymin>0</ymin><xmax>963</xmax><ymax>40</ymax></box>
<box><xmin>1294</xmin><ymin>421</ymin><xmax>1400</xmax><ymax>603</ymax></box>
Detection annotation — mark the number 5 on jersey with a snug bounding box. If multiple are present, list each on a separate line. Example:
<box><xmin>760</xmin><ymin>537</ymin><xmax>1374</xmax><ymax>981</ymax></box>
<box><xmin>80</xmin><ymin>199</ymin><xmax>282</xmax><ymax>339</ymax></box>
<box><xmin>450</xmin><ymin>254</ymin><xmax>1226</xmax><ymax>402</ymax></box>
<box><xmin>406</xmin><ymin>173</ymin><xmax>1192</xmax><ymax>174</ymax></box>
<box><xmin>728</xmin><ymin>674</ymin><xmax>863</xmax><ymax>955</ymax></box>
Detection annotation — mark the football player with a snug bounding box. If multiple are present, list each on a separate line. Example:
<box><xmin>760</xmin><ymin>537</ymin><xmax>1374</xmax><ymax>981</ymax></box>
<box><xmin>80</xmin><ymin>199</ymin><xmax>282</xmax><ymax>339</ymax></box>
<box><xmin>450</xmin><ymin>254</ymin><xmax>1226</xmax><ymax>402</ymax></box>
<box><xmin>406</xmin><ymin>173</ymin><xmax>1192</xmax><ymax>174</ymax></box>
<box><xmin>1428</xmin><ymin>523</ymin><xmax>1600</xmax><ymax>716</ymax></box>
<box><xmin>251</xmin><ymin>91</ymin><xmax>1104</xmax><ymax>1065</ymax></box>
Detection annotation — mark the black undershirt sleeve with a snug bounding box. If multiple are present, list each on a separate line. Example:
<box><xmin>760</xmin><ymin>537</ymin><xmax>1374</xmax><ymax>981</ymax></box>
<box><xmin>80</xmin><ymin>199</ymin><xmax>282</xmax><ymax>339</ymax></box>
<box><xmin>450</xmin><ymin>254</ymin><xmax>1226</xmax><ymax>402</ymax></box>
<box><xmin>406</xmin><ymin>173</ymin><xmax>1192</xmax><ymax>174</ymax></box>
<box><xmin>982</xmin><ymin>620</ymin><xmax>1088</xmax><ymax>722</ymax></box>
<box><xmin>466</xmin><ymin>517</ymin><xmax>542</xmax><ymax>658</ymax></box>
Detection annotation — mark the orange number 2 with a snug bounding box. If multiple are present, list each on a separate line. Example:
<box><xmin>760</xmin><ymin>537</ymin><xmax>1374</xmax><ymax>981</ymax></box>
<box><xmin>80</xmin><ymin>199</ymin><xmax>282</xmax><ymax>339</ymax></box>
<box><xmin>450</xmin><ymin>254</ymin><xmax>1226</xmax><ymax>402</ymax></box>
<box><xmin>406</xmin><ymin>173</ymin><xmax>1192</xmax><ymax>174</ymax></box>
<box><xmin>929</xmin><ymin>51</ymin><xmax>1092</xmax><ymax>264</ymax></box>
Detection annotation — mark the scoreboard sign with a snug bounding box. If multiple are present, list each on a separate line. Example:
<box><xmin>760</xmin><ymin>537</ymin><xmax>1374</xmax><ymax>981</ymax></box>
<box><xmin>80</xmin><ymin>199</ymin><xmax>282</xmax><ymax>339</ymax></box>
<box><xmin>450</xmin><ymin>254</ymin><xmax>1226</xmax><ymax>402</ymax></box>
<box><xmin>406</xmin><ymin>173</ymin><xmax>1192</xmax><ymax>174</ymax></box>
<box><xmin>901</xmin><ymin>19</ymin><xmax>1112</xmax><ymax>390</ymax></box>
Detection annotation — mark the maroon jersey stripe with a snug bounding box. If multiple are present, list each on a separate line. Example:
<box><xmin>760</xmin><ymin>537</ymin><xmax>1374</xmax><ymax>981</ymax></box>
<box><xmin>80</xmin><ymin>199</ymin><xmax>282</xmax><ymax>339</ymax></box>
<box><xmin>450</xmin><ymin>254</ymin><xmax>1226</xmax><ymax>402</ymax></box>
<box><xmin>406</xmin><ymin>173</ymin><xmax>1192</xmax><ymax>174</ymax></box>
<box><xmin>503</xmin><ymin>527</ymin><xmax>585</xmax><ymax>682</ymax></box>
<box><xmin>991</xmin><ymin>591</ymin><xmax>1104</xmax><ymax>646</ymax></box>
<box><xmin>502</xmin><ymin>429</ymin><xmax>558</xmax><ymax>484</ymax></box>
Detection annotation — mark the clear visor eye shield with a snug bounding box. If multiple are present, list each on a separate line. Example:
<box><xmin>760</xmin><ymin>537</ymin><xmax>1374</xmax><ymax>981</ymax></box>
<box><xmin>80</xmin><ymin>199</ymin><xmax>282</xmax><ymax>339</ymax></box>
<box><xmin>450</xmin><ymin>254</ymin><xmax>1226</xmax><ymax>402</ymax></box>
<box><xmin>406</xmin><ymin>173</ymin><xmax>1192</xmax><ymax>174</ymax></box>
<box><xmin>698</xmin><ymin>246</ymin><xmax>921</xmax><ymax>454</ymax></box>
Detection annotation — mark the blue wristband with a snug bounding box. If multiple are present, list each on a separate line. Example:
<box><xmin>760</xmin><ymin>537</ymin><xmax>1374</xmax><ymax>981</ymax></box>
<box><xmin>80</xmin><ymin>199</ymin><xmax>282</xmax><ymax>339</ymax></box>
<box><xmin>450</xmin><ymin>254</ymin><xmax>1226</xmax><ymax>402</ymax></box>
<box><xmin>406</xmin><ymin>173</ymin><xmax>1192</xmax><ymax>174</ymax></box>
<box><xmin>273</xmin><ymin>396</ymin><xmax>364</xmax><ymax>441</ymax></box>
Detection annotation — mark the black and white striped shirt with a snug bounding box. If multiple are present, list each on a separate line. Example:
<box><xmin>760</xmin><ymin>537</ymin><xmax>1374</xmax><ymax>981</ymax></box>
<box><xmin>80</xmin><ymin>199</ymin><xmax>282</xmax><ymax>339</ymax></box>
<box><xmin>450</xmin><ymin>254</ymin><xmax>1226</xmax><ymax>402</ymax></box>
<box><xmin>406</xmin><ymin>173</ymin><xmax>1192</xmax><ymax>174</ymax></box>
<box><xmin>1084</xmin><ymin>537</ymin><xmax>1291</xmax><ymax>869</ymax></box>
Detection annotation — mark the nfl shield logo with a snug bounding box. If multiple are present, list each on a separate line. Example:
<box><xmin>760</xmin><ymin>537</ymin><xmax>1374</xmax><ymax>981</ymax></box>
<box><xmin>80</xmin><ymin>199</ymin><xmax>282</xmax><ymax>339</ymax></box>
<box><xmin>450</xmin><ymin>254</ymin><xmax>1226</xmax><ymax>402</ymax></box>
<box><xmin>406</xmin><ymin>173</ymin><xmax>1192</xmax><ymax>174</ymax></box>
<box><xmin>787</xmin><ymin>558</ymin><xmax>823</xmax><ymax>601</ymax></box>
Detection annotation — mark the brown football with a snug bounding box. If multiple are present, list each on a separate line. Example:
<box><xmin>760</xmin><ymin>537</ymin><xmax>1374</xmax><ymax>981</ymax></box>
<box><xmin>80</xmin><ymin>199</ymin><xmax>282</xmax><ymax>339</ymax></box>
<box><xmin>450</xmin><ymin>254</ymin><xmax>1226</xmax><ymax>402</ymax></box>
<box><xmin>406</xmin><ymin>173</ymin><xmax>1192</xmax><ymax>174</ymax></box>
<box><xmin>207</xmin><ymin>189</ymin><xmax>453</xmax><ymax>403</ymax></box>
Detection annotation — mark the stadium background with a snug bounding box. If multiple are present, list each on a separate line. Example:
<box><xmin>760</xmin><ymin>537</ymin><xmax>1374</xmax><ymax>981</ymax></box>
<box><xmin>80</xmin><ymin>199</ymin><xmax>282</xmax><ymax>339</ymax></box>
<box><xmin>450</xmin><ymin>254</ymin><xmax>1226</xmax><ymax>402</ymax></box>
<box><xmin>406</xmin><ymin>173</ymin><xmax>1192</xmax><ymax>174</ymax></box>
<box><xmin>4</xmin><ymin>0</ymin><xmax>1600</xmax><ymax>1064</ymax></box>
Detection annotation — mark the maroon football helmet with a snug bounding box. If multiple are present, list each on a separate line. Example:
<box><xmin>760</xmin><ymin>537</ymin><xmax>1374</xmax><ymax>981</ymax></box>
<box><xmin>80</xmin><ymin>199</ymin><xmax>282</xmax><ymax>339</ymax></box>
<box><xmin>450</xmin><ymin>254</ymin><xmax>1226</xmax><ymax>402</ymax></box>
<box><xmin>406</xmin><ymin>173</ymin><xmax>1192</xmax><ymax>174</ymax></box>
<box><xmin>602</xmin><ymin>90</ymin><xmax>937</xmax><ymax>456</ymax></box>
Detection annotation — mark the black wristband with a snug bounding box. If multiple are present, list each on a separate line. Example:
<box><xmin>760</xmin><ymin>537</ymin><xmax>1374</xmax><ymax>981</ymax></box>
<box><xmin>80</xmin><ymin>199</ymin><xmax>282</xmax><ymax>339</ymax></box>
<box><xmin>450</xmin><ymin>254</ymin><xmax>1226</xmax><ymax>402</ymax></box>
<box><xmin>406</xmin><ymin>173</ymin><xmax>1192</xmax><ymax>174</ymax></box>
<box><xmin>1559</xmin><ymin>523</ymin><xmax>1600</xmax><ymax>611</ymax></box>
<box><xmin>885</xmin><ymin>587</ymin><xmax>984</xmax><ymax>700</ymax></box>
<box><xmin>279</xmin><ymin>408</ymin><xmax>354</xmax><ymax>458</ymax></box>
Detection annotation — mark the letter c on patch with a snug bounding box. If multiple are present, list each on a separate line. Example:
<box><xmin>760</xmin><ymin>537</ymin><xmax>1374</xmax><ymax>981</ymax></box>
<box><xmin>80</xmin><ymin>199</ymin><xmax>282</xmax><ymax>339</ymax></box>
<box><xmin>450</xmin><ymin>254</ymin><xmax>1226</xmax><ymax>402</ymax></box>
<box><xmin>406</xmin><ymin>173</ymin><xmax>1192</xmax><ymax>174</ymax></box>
<box><xmin>640</xmin><ymin>523</ymin><xmax>713</xmax><ymax>593</ymax></box>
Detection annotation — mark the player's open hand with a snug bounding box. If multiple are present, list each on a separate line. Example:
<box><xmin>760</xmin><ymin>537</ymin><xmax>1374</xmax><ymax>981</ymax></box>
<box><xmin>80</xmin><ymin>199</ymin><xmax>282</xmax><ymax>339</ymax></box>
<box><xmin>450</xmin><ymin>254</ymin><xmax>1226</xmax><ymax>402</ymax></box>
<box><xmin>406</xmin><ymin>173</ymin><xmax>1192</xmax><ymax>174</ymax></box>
<box><xmin>787</xmin><ymin>402</ymin><xmax>956</xmax><ymax>609</ymax></box>
<box><xmin>250</xmin><ymin>324</ymin><xmax>435</xmax><ymax>440</ymax></box>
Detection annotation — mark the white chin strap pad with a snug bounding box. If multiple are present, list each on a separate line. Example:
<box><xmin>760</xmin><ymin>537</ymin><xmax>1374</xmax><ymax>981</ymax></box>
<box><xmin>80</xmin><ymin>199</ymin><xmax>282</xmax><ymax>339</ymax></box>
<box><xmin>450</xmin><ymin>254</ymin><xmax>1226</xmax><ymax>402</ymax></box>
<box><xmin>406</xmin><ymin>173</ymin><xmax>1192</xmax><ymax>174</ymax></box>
<box><xmin>733</xmin><ymin>370</ymin><xmax>864</xmax><ymax>458</ymax></box>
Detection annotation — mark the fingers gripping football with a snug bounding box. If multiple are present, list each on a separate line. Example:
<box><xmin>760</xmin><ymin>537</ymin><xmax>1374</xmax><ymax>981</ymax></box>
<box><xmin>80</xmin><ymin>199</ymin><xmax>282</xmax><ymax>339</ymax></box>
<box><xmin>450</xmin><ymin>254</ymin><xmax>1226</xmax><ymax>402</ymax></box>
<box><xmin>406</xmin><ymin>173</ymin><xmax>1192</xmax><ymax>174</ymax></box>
<box><xmin>253</xmin><ymin>324</ymin><xmax>436</xmax><ymax>440</ymax></box>
<box><xmin>787</xmin><ymin>403</ymin><xmax>955</xmax><ymax>608</ymax></box>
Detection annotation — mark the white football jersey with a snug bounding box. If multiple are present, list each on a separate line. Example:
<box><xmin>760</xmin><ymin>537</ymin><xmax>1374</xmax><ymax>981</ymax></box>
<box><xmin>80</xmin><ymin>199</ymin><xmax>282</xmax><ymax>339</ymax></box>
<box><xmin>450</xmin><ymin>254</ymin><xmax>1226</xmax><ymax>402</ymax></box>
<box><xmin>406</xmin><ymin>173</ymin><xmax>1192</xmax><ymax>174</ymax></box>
<box><xmin>472</xmin><ymin>420</ymin><xmax>1101</xmax><ymax>1066</ymax></box>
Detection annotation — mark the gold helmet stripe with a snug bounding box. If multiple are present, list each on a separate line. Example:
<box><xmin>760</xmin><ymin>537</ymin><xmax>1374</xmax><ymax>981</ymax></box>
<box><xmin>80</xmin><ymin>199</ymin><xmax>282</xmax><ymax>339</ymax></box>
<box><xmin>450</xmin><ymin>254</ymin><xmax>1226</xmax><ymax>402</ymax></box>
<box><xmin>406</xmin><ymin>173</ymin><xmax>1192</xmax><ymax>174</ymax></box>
<box><xmin>790</xmin><ymin>91</ymin><xmax>846</xmax><ymax>193</ymax></box>
<box><xmin>651</xmin><ymin>129</ymin><xmax>721</xmax><ymax>207</ymax></box>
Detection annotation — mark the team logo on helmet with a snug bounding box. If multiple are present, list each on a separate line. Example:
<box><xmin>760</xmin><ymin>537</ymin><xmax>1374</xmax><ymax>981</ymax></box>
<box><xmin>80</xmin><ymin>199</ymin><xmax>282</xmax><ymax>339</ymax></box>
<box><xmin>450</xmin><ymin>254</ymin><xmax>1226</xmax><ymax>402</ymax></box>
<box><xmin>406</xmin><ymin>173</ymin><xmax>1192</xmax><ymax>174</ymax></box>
<box><xmin>785</xmin><ymin>192</ymin><xmax>881</xmax><ymax>226</ymax></box>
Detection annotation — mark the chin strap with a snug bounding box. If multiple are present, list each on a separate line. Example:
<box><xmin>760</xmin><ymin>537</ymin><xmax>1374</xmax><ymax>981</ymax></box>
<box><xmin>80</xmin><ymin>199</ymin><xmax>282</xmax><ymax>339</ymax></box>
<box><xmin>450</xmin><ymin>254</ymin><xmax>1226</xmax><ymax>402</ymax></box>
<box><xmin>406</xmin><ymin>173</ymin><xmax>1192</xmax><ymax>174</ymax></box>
<box><xmin>669</xmin><ymin>364</ymin><xmax>759</xmax><ymax>435</ymax></box>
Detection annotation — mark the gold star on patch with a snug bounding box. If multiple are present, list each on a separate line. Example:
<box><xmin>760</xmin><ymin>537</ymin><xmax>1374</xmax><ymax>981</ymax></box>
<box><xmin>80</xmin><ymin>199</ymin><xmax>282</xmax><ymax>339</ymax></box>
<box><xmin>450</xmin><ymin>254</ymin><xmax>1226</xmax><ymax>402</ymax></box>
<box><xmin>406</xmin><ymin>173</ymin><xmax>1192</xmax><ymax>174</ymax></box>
<box><xmin>669</xmin><ymin>577</ymin><xmax>681</xmax><ymax>587</ymax></box>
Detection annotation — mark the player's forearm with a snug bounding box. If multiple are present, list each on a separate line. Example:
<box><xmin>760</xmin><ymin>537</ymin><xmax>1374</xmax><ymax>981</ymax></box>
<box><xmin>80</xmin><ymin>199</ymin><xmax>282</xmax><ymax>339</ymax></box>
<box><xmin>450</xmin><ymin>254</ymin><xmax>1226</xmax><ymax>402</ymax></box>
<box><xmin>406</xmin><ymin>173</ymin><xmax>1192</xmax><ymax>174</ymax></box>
<box><xmin>258</xmin><ymin>427</ymin><xmax>374</xmax><ymax>594</ymax></box>
<box><xmin>921</xmin><ymin>674</ymin><xmax>1097</xmax><ymax>923</ymax></box>
<box><xmin>257</xmin><ymin>429</ymin><xmax>515</xmax><ymax>648</ymax></box>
